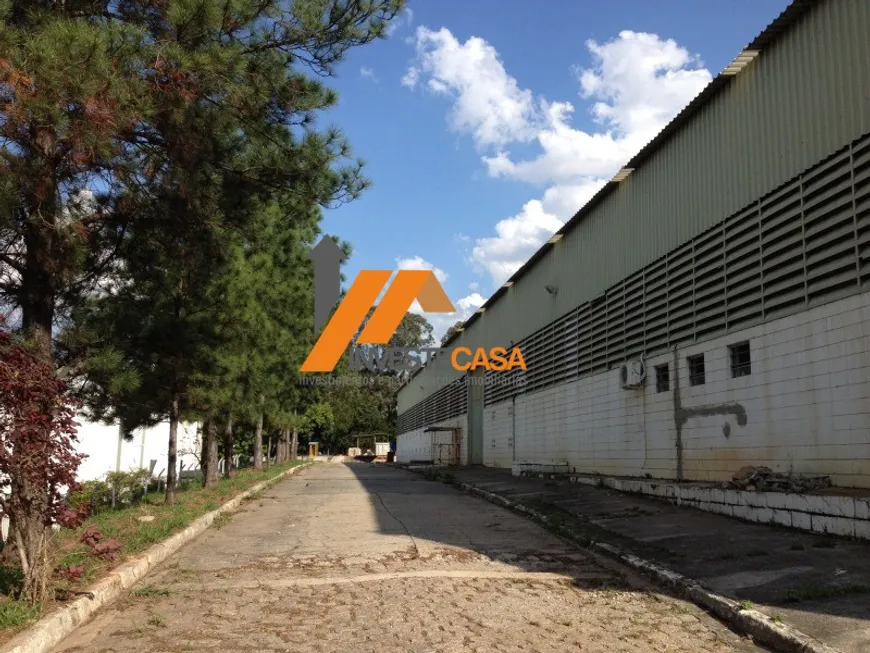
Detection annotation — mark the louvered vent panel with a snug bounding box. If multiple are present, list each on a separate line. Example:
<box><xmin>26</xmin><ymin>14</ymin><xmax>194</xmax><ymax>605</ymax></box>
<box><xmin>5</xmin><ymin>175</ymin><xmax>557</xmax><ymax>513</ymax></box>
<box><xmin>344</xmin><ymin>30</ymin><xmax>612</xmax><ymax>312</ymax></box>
<box><xmin>399</xmin><ymin>133</ymin><xmax>870</xmax><ymax>428</ymax></box>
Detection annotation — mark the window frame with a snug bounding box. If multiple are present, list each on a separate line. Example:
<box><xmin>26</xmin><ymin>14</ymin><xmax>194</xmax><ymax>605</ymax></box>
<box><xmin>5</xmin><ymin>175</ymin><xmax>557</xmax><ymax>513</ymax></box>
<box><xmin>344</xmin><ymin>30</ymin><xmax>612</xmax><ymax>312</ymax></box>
<box><xmin>654</xmin><ymin>364</ymin><xmax>670</xmax><ymax>393</ymax></box>
<box><xmin>729</xmin><ymin>341</ymin><xmax>752</xmax><ymax>378</ymax></box>
<box><xmin>687</xmin><ymin>354</ymin><xmax>706</xmax><ymax>386</ymax></box>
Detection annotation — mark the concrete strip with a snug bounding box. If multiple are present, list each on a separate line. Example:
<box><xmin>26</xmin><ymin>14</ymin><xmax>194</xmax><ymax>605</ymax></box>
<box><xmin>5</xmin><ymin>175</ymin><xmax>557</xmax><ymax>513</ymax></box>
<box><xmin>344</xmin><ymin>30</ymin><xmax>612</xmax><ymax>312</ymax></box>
<box><xmin>0</xmin><ymin>463</ymin><xmax>312</xmax><ymax>653</ymax></box>
<box><xmin>166</xmin><ymin>569</ymin><xmax>613</xmax><ymax>591</ymax></box>
<box><xmin>416</xmin><ymin>472</ymin><xmax>844</xmax><ymax>653</ymax></box>
<box><xmin>702</xmin><ymin>567</ymin><xmax>817</xmax><ymax>594</ymax></box>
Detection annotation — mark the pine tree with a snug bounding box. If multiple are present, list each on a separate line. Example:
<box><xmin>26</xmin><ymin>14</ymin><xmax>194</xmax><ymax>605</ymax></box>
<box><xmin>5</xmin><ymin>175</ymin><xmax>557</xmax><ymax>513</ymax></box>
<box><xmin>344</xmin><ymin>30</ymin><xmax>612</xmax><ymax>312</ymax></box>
<box><xmin>58</xmin><ymin>0</ymin><xmax>406</xmax><ymax>503</ymax></box>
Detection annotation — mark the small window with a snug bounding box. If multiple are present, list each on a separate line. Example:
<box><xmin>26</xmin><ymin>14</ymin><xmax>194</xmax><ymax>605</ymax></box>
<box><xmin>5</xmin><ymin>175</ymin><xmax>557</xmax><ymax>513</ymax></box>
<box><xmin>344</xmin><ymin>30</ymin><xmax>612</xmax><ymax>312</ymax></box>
<box><xmin>655</xmin><ymin>364</ymin><xmax>670</xmax><ymax>392</ymax></box>
<box><xmin>687</xmin><ymin>354</ymin><xmax>706</xmax><ymax>386</ymax></box>
<box><xmin>730</xmin><ymin>341</ymin><xmax>751</xmax><ymax>378</ymax></box>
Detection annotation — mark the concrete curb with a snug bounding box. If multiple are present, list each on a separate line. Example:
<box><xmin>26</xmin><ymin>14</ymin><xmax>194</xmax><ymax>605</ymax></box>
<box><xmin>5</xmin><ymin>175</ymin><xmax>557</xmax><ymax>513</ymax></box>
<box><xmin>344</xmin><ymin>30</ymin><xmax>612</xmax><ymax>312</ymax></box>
<box><xmin>412</xmin><ymin>470</ymin><xmax>841</xmax><ymax>653</ymax></box>
<box><xmin>1</xmin><ymin>463</ymin><xmax>312</xmax><ymax>653</ymax></box>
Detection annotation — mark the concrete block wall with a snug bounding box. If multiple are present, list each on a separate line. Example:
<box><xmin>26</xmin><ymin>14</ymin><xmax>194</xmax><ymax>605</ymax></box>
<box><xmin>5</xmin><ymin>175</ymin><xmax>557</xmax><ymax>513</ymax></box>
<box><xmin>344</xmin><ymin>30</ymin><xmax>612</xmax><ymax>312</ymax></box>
<box><xmin>396</xmin><ymin>414</ymin><xmax>467</xmax><ymax>466</ymax></box>
<box><xmin>488</xmin><ymin>290</ymin><xmax>870</xmax><ymax>488</ymax></box>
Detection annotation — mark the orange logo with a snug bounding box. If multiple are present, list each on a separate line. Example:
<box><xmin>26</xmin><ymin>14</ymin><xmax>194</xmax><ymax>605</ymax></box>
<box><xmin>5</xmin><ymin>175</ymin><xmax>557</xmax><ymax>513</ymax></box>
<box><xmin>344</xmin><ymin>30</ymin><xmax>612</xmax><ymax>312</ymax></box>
<box><xmin>301</xmin><ymin>270</ymin><xmax>455</xmax><ymax>373</ymax></box>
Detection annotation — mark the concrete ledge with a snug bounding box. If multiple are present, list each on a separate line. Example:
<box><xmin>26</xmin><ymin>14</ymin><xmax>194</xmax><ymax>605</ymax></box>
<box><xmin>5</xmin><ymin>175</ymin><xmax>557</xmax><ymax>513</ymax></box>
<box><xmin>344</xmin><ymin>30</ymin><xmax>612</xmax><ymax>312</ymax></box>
<box><xmin>1</xmin><ymin>463</ymin><xmax>311</xmax><ymax>653</ymax></box>
<box><xmin>518</xmin><ymin>470</ymin><xmax>870</xmax><ymax>541</ymax></box>
<box><xmin>433</xmin><ymin>472</ymin><xmax>842</xmax><ymax>653</ymax></box>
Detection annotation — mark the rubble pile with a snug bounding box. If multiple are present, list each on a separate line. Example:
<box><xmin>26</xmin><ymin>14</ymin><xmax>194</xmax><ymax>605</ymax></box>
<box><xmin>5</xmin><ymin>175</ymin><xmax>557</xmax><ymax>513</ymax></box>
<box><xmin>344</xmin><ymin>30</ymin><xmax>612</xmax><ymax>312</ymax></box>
<box><xmin>726</xmin><ymin>465</ymin><xmax>832</xmax><ymax>493</ymax></box>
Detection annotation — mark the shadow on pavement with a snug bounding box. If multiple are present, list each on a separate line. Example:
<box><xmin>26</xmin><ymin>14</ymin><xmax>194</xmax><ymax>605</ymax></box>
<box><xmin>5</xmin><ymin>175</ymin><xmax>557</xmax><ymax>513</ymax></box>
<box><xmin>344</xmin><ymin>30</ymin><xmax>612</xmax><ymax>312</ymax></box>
<box><xmin>363</xmin><ymin>462</ymin><xmax>870</xmax><ymax>653</ymax></box>
<box><xmin>338</xmin><ymin>460</ymin><xmax>769</xmax><ymax>652</ymax></box>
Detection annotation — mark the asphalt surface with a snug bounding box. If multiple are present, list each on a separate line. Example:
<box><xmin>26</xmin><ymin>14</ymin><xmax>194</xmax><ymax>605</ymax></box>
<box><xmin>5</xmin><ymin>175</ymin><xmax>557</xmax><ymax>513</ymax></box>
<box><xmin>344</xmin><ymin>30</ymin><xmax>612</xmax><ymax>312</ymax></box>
<box><xmin>53</xmin><ymin>463</ymin><xmax>763</xmax><ymax>653</ymax></box>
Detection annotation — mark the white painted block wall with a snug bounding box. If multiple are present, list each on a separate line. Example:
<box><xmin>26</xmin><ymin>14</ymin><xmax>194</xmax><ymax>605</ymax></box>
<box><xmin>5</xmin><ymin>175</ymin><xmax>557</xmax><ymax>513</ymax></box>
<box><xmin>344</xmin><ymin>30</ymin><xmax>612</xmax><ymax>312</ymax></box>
<box><xmin>396</xmin><ymin>414</ymin><xmax>467</xmax><ymax>466</ymax></box>
<box><xmin>74</xmin><ymin>418</ymin><xmax>201</xmax><ymax>482</ymax></box>
<box><xmin>472</xmin><ymin>290</ymin><xmax>870</xmax><ymax>487</ymax></box>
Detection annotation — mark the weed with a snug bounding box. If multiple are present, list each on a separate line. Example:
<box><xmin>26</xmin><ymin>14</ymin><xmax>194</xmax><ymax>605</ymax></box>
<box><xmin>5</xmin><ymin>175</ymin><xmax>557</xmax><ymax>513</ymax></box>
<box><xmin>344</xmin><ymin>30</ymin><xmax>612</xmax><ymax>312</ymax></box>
<box><xmin>746</xmin><ymin>548</ymin><xmax>768</xmax><ymax>557</ymax></box>
<box><xmin>147</xmin><ymin>613</ymin><xmax>165</xmax><ymax>627</ymax></box>
<box><xmin>132</xmin><ymin>584</ymin><xmax>170</xmax><ymax>598</ymax></box>
<box><xmin>0</xmin><ymin>601</ymin><xmax>40</xmax><ymax>629</ymax></box>
<box><xmin>212</xmin><ymin>513</ymin><xmax>232</xmax><ymax>529</ymax></box>
<box><xmin>739</xmin><ymin>600</ymin><xmax>754</xmax><ymax>611</ymax></box>
<box><xmin>0</xmin><ymin>567</ymin><xmax>24</xmax><ymax>597</ymax></box>
<box><xmin>771</xmin><ymin>614</ymin><xmax>783</xmax><ymax>624</ymax></box>
<box><xmin>789</xmin><ymin>543</ymin><xmax>805</xmax><ymax>551</ymax></box>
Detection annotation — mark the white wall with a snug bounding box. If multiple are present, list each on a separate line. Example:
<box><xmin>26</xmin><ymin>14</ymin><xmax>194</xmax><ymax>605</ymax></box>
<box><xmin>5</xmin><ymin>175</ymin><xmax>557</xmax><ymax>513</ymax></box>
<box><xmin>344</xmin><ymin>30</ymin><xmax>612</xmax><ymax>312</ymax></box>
<box><xmin>74</xmin><ymin>418</ymin><xmax>201</xmax><ymax>482</ymax></box>
<box><xmin>397</xmin><ymin>414</ymin><xmax>467</xmax><ymax>466</ymax></box>
<box><xmin>479</xmin><ymin>290</ymin><xmax>870</xmax><ymax>488</ymax></box>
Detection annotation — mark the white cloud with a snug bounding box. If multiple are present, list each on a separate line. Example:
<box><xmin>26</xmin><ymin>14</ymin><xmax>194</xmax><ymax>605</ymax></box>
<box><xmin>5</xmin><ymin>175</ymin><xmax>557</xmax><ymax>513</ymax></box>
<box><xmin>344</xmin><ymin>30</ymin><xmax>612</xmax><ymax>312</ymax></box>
<box><xmin>393</xmin><ymin>256</ymin><xmax>486</xmax><ymax>342</ymax></box>
<box><xmin>396</xmin><ymin>255</ymin><xmax>448</xmax><ymax>284</ymax></box>
<box><xmin>402</xmin><ymin>27</ymin><xmax>539</xmax><ymax>149</ymax></box>
<box><xmin>428</xmin><ymin>292</ymin><xmax>486</xmax><ymax>343</ymax></box>
<box><xmin>456</xmin><ymin>292</ymin><xmax>485</xmax><ymax>311</ymax></box>
<box><xmin>404</xmin><ymin>28</ymin><xmax>712</xmax><ymax>288</ymax></box>
<box><xmin>468</xmin><ymin>281</ymin><xmax>479</xmax><ymax>292</ymax></box>
<box><xmin>401</xmin><ymin>67</ymin><xmax>420</xmax><ymax>89</ymax></box>
<box><xmin>470</xmin><ymin>199</ymin><xmax>562</xmax><ymax>286</ymax></box>
<box><xmin>360</xmin><ymin>66</ymin><xmax>378</xmax><ymax>83</ymax></box>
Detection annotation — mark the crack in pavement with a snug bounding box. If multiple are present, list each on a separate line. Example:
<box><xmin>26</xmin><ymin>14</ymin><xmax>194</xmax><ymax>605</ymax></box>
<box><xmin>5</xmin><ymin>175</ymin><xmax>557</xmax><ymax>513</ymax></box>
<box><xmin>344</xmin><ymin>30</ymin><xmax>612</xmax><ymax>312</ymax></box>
<box><xmin>370</xmin><ymin>490</ymin><xmax>420</xmax><ymax>558</ymax></box>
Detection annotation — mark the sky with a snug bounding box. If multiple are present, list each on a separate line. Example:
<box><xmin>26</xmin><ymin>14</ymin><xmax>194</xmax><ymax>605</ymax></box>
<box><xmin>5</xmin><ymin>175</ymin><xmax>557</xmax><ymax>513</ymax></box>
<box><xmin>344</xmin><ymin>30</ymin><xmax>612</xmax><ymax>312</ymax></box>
<box><xmin>319</xmin><ymin>0</ymin><xmax>789</xmax><ymax>341</ymax></box>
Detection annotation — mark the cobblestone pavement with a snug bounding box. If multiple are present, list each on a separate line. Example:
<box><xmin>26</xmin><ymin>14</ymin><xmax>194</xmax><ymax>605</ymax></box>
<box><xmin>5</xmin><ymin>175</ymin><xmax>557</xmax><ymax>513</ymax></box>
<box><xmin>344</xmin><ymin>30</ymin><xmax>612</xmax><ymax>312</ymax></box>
<box><xmin>54</xmin><ymin>463</ymin><xmax>763</xmax><ymax>653</ymax></box>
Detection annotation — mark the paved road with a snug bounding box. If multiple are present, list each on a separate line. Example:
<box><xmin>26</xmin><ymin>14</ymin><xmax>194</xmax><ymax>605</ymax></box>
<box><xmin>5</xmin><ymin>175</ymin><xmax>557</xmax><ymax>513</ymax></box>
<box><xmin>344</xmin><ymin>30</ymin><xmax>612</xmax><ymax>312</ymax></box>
<box><xmin>55</xmin><ymin>463</ymin><xmax>762</xmax><ymax>653</ymax></box>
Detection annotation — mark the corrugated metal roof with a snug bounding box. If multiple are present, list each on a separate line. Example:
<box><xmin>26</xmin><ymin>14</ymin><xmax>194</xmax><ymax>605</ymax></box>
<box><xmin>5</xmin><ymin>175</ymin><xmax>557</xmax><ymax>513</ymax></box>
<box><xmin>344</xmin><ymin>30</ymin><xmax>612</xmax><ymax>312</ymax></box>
<box><xmin>401</xmin><ymin>0</ymin><xmax>819</xmax><ymax>389</ymax></box>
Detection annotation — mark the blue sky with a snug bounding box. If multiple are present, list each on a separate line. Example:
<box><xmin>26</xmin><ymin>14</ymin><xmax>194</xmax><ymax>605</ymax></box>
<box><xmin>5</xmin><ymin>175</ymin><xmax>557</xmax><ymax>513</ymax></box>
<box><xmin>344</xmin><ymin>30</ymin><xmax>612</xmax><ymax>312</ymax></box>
<box><xmin>319</xmin><ymin>1</ymin><xmax>787</xmax><ymax>338</ymax></box>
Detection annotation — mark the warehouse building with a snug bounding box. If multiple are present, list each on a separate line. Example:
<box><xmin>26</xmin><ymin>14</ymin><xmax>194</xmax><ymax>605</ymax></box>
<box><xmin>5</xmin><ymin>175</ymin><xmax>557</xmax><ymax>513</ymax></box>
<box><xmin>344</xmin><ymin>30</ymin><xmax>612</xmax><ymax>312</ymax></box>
<box><xmin>396</xmin><ymin>0</ymin><xmax>870</xmax><ymax>488</ymax></box>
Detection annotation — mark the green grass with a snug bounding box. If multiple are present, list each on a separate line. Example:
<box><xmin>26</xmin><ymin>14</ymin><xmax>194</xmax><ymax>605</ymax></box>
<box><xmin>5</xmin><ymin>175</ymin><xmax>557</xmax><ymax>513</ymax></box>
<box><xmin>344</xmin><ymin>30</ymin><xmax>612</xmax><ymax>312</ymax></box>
<box><xmin>422</xmin><ymin>469</ymin><xmax>455</xmax><ymax>485</ymax></box>
<box><xmin>132</xmin><ymin>584</ymin><xmax>170</xmax><ymax>598</ymax></box>
<box><xmin>0</xmin><ymin>602</ymin><xmax>40</xmax><ymax>630</ymax></box>
<box><xmin>739</xmin><ymin>600</ymin><xmax>754</xmax><ymax>611</ymax></box>
<box><xmin>0</xmin><ymin>461</ymin><xmax>308</xmax><ymax>643</ymax></box>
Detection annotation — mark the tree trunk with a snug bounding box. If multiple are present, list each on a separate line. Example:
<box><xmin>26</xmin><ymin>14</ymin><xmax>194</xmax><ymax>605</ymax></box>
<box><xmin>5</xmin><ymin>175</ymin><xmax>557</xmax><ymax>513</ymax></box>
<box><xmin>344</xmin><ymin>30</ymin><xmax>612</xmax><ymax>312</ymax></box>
<box><xmin>200</xmin><ymin>421</ymin><xmax>209</xmax><ymax>476</ymax></box>
<box><xmin>265</xmin><ymin>434</ymin><xmax>272</xmax><ymax>468</ymax></box>
<box><xmin>166</xmin><ymin>394</ymin><xmax>179</xmax><ymax>505</ymax></box>
<box><xmin>253</xmin><ymin>398</ymin><xmax>264</xmax><ymax>471</ymax></box>
<box><xmin>223</xmin><ymin>416</ymin><xmax>235</xmax><ymax>479</ymax></box>
<box><xmin>204</xmin><ymin>420</ymin><xmax>219</xmax><ymax>488</ymax></box>
<box><xmin>20</xmin><ymin>136</ymin><xmax>59</xmax><ymax>363</ymax></box>
<box><xmin>283</xmin><ymin>429</ymin><xmax>290</xmax><ymax>463</ymax></box>
<box><xmin>276</xmin><ymin>429</ymin><xmax>286</xmax><ymax>464</ymax></box>
<box><xmin>291</xmin><ymin>428</ymin><xmax>298</xmax><ymax>461</ymax></box>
